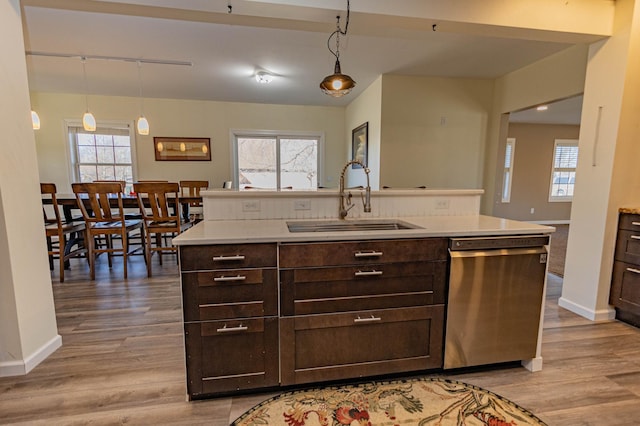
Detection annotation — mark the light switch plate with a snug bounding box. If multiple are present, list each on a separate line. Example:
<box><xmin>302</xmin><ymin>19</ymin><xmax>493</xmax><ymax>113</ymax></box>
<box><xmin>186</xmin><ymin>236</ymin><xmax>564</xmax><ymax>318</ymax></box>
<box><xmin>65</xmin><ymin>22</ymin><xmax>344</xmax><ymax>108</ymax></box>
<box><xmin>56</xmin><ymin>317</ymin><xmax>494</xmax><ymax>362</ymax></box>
<box><xmin>242</xmin><ymin>200</ymin><xmax>261</xmax><ymax>212</ymax></box>
<box><xmin>294</xmin><ymin>199</ymin><xmax>311</xmax><ymax>210</ymax></box>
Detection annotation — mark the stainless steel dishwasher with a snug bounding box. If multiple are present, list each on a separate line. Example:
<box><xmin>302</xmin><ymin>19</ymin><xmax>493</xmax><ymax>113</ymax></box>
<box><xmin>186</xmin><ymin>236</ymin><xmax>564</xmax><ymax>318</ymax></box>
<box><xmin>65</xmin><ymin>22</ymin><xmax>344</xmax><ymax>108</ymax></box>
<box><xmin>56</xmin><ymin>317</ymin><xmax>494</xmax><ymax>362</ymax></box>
<box><xmin>444</xmin><ymin>235</ymin><xmax>549</xmax><ymax>369</ymax></box>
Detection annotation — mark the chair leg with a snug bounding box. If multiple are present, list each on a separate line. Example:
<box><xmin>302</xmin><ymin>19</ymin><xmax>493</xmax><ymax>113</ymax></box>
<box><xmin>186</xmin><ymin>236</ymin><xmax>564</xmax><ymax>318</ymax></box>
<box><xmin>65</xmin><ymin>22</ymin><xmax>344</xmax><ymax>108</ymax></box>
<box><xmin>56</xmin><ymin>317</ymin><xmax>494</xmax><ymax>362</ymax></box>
<box><xmin>88</xmin><ymin>236</ymin><xmax>96</xmax><ymax>280</ymax></box>
<box><xmin>145</xmin><ymin>230</ymin><xmax>153</xmax><ymax>277</ymax></box>
<box><xmin>122</xmin><ymin>231</ymin><xmax>128</xmax><ymax>279</ymax></box>
<box><xmin>59</xmin><ymin>233</ymin><xmax>66</xmax><ymax>283</ymax></box>
<box><xmin>156</xmin><ymin>234</ymin><xmax>163</xmax><ymax>265</ymax></box>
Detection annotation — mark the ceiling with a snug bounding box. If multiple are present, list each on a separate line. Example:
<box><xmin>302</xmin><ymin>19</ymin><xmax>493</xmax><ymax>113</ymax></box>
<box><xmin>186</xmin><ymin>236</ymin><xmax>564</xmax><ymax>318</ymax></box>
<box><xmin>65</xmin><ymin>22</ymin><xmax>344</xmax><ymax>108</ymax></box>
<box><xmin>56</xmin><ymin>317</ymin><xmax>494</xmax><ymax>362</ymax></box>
<box><xmin>509</xmin><ymin>95</ymin><xmax>583</xmax><ymax>125</ymax></box>
<box><xmin>21</xmin><ymin>0</ymin><xmax>594</xmax><ymax>114</ymax></box>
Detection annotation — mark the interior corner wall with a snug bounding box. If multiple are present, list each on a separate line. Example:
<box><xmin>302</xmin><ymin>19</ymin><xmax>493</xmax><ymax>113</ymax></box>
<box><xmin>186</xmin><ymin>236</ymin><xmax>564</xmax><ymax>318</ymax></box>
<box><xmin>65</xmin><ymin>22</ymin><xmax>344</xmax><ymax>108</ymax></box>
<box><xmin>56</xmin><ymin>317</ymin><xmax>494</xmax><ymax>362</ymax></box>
<box><xmin>482</xmin><ymin>44</ymin><xmax>589</xmax><ymax>215</ymax></box>
<box><xmin>0</xmin><ymin>0</ymin><xmax>61</xmax><ymax>376</ymax></box>
<box><xmin>493</xmin><ymin>123</ymin><xmax>578</xmax><ymax>221</ymax></box>
<box><xmin>345</xmin><ymin>76</ymin><xmax>382</xmax><ymax>189</ymax></box>
<box><xmin>379</xmin><ymin>74</ymin><xmax>494</xmax><ymax>190</ymax></box>
<box><xmin>31</xmin><ymin>93</ymin><xmax>346</xmax><ymax>190</ymax></box>
<box><xmin>561</xmin><ymin>0</ymin><xmax>640</xmax><ymax>321</ymax></box>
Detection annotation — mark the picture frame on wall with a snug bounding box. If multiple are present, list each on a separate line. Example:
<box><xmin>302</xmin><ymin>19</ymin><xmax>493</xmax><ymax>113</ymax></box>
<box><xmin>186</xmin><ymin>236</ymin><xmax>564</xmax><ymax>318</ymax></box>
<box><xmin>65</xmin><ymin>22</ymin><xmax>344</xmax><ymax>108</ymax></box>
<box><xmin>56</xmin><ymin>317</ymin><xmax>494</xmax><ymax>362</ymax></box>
<box><xmin>351</xmin><ymin>122</ymin><xmax>368</xmax><ymax>169</ymax></box>
<box><xmin>153</xmin><ymin>137</ymin><xmax>211</xmax><ymax>161</ymax></box>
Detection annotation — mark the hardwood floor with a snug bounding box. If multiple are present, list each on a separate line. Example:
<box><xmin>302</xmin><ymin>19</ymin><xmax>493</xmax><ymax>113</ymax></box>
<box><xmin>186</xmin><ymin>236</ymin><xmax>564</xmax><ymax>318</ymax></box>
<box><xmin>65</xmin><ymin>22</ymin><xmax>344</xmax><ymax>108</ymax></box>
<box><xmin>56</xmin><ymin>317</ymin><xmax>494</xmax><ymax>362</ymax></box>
<box><xmin>1</xmin><ymin>256</ymin><xmax>640</xmax><ymax>425</ymax></box>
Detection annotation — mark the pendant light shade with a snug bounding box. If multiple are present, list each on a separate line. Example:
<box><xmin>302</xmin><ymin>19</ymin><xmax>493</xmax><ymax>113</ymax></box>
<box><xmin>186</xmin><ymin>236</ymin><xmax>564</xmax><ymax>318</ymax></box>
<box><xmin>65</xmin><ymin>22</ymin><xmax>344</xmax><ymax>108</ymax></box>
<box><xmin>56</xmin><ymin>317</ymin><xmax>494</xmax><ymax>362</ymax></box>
<box><xmin>31</xmin><ymin>110</ymin><xmax>41</xmax><ymax>130</ymax></box>
<box><xmin>136</xmin><ymin>61</ymin><xmax>150</xmax><ymax>135</ymax></box>
<box><xmin>319</xmin><ymin>0</ymin><xmax>355</xmax><ymax>98</ymax></box>
<box><xmin>83</xmin><ymin>111</ymin><xmax>96</xmax><ymax>132</ymax></box>
<box><xmin>320</xmin><ymin>59</ymin><xmax>356</xmax><ymax>97</ymax></box>
<box><xmin>137</xmin><ymin>116</ymin><xmax>149</xmax><ymax>135</ymax></box>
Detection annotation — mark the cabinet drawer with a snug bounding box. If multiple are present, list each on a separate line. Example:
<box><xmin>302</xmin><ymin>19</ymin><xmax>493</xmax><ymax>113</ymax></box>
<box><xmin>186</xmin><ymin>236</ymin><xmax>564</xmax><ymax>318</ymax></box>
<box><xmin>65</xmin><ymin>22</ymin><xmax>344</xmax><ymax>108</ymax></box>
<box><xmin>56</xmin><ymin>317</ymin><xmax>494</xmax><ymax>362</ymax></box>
<box><xmin>280</xmin><ymin>261</ymin><xmax>446</xmax><ymax>316</ymax></box>
<box><xmin>610</xmin><ymin>261</ymin><xmax>640</xmax><ymax>311</ymax></box>
<box><xmin>614</xmin><ymin>230</ymin><xmax>640</xmax><ymax>264</ymax></box>
<box><xmin>280</xmin><ymin>238</ymin><xmax>447</xmax><ymax>268</ymax></box>
<box><xmin>618</xmin><ymin>214</ymin><xmax>640</xmax><ymax>231</ymax></box>
<box><xmin>180</xmin><ymin>243</ymin><xmax>277</xmax><ymax>271</ymax></box>
<box><xmin>280</xmin><ymin>305</ymin><xmax>444</xmax><ymax>385</ymax></box>
<box><xmin>182</xmin><ymin>268</ymin><xmax>277</xmax><ymax>321</ymax></box>
<box><xmin>185</xmin><ymin>317</ymin><xmax>279</xmax><ymax>399</ymax></box>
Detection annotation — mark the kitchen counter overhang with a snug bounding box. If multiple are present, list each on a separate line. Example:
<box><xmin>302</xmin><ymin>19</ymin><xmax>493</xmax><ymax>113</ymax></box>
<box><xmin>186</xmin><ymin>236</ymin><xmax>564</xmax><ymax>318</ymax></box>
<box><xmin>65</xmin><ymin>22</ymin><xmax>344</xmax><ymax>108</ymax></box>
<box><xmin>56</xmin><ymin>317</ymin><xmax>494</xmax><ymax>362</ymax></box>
<box><xmin>173</xmin><ymin>215</ymin><xmax>555</xmax><ymax>246</ymax></box>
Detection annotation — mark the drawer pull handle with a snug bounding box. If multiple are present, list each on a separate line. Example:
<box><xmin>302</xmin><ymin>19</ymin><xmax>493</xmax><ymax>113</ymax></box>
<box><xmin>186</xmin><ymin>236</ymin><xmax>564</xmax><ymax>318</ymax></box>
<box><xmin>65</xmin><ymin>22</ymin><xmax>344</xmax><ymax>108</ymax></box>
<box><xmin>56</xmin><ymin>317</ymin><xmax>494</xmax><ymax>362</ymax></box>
<box><xmin>626</xmin><ymin>267</ymin><xmax>640</xmax><ymax>274</ymax></box>
<box><xmin>212</xmin><ymin>255</ymin><xmax>245</xmax><ymax>261</ymax></box>
<box><xmin>354</xmin><ymin>251</ymin><xmax>383</xmax><ymax>258</ymax></box>
<box><xmin>632</xmin><ymin>222</ymin><xmax>640</xmax><ymax>226</ymax></box>
<box><xmin>631</xmin><ymin>236</ymin><xmax>640</xmax><ymax>240</ymax></box>
<box><xmin>354</xmin><ymin>270</ymin><xmax>383</xmax><ymax>277</ymax></box>
<box><xmin>216</xmin><ymin>324</ymin><xmax>248</xmax><ymax>333</ymax></box>
<box><xmin>213</xmin><ymin>275</ymin><xmax>246</xmax><ymax>282</ymax></box>
<box><xmin>354</xmin><ymin>315</ymin><xmax>381</xmax><ymax>323</ymax></box>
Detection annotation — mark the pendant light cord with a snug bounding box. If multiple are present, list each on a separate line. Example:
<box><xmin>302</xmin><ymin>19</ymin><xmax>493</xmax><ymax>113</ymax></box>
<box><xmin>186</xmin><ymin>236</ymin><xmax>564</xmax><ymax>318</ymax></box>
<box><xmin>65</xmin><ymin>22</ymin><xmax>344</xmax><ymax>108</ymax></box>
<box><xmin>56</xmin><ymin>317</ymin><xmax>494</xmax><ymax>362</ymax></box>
<box><xmin>326</xmin><ymin>0</ymin><xmax>350</xmax><ymax>61</ymax></box>
<box><xmin>137</xmin><ymin>61</ymin><xmax>145</xmax><ymax>115</ymax></box>
<box><xmin>81</xmin><ymin>57</ymin><xmax>90</xmax><ymax>112</ymax></box>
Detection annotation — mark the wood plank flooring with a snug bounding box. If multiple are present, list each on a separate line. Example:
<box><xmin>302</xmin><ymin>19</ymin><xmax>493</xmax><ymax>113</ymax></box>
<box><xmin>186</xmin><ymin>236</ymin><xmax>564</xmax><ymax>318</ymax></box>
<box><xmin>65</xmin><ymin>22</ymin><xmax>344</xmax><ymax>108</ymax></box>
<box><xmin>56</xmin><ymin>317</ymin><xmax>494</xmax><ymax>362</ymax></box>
<box><xmin>1</xmin><ymin>256</ymin><xmax>640</xmax><ymax>425</ymax></box>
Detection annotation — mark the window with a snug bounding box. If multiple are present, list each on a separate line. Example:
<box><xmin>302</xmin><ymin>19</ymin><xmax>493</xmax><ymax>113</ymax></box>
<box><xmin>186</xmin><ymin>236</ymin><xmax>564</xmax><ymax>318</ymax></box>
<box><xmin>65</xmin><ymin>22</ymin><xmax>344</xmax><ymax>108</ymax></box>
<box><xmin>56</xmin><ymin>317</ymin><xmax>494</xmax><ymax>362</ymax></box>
<box><xmin>67</xmin><ymin>122</ymin><xmax>136</xmax><ymax>193</ymax></box>
<box><xmin>502</xmin><ymin>138</ymin><xmax>515</xmax><ymax>202</ymax></box>
<box><xmin>549</xmin><ymin>139</ymin><xmax>579</xmax><ymax>201</ymax></box>
<box><xmin>233</xmin><ymin>131</ymin><xmax>322</xmax><ymax>190</ymax></box>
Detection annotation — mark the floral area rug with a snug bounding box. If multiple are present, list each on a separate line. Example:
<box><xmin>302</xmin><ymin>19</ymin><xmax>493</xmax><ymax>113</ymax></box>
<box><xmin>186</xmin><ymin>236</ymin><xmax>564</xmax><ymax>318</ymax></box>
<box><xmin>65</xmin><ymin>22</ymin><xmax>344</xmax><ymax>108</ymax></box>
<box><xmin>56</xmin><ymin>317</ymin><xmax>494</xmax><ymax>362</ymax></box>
<box><xmin>231</xmin><ymin>377</ymin><xmax>546</xmax><ymax>426</ymax></box>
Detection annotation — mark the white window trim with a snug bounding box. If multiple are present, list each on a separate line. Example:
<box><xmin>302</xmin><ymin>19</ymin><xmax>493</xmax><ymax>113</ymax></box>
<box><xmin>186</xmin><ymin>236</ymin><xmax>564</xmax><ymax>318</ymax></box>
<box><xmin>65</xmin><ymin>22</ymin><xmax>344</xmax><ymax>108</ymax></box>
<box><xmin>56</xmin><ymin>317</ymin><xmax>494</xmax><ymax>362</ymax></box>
<box><xmin>229</xmin><ymin>129</ymin><xmax>325</xmax><ymax>190</ymax></box>
<box><xmin>64</xmin><ymin>119</ymin><xmax>139</xmax><ymax>186</ymax></box>
<box><xmin>548</xmin><ymin>138</ymin><xmax>578</xmax><ymax>203</ymax></box>
<box><xmin>502</xmin><ymin>138</ymin><xmax>515</xmax><ymax>203</ymax></box>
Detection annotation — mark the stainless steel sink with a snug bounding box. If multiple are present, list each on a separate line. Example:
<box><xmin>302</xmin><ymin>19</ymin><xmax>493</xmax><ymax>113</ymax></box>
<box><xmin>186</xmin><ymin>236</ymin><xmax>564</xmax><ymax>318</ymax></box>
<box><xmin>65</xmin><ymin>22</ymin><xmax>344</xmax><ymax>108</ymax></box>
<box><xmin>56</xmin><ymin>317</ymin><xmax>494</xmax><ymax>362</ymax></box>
<box><xmin>286</xmin><ymin>219</ymin><xmax>422</xmax><ymax>233</ymax></box>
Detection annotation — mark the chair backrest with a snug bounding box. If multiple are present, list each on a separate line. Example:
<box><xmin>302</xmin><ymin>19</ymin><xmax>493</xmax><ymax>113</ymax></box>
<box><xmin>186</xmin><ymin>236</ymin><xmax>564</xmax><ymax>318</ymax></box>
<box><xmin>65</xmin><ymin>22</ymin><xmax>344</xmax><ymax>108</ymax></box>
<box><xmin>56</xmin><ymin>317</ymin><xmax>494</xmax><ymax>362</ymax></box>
<box><xmin>72</xmin><ymin>182</ymin><xmax>126</xmax><ymax>222</ymax></box>
<box><xmin>179</xmin><ymin>180</ymin><xmax>208</xmax><ymax>197</ymax></box>
<box><xmin>133</xmin><ymin>182</ymin><xmax>180</xmax><ymax>222</ymax></box>
<box><xmin>41</xmin><ymin>183</ymin><xmax>63</xmax><ymax>227</ymax></box>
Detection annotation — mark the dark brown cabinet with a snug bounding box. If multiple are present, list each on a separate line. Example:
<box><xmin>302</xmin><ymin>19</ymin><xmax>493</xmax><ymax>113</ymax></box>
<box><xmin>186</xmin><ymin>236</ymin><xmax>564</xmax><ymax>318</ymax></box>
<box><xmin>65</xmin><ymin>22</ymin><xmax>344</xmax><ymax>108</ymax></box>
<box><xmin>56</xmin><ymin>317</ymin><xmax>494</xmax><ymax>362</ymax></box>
<box><xmin>279</xmin><ymin>238</ymin><xmax>447</xmax><ymax>385</ymax></box>
<box><xmin>179</xmin><ymin>237</ymin><xmax>448</xmax><ymax>398</ymax></box>
<box><xmin>180</xmin><ymin>243</ymin><xmax>279</xmax><ymax>399</ymax></box>
<box><xmin>610</xmin><ymin>213</ymin><xmax>640</xmax><ymax>326</ymax></box>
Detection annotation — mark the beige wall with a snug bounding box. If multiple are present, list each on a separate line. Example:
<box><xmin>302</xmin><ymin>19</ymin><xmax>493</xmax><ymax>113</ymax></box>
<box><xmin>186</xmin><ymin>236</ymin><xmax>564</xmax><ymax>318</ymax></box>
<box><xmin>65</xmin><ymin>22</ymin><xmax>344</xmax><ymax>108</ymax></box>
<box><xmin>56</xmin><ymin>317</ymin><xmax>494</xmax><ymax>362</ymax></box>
<box><xmin>493</xmin><ymin>123</ymin><xmax>578</xmax><ymax>221</ymax></box>
<box><xmin>32</xmin><ymin>92</ymin><xmax>346</xmax><ymax>191</ymax></box>
<box><xmin>379</xmin><ymin>74</ymin><xmax>494</xmax><ymax>189</ymax></box>
<box><xmin>0</xmin><ymin>0</ymin><xmax>60</xmax><ymax>375</ymax></box>
<box><xmin>345</xmin><ymin>76</ymin><xmax>382</xmax><ymax>189</ymax></box>
<box><xmin>483</xmin><ymin>45</ymin><xmax>589</xmax><ymax>214</ymax></box>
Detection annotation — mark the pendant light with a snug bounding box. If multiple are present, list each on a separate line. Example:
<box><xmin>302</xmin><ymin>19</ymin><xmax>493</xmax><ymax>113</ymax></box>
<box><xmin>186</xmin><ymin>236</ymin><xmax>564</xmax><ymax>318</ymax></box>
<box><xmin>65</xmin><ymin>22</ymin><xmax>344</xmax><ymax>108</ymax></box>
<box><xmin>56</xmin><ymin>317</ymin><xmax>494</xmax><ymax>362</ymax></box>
<box><xmin>31</xmin><ymin>110</ymin><xmax>41</xmax><ymax>130</ymax></box>
<box><xmin>81</xmin><ymin>57</ymin><xmax>96</xmax><ymax>132</ymax></box>
<box><xmin>136</xmin><ymin>61</ymin><xmax>150</xmax><ymax>135</ymax></box>
<box><xmin>319</xmin><ymin>0</ymin><xmax>356</xmax><ymax>97</ymax></box>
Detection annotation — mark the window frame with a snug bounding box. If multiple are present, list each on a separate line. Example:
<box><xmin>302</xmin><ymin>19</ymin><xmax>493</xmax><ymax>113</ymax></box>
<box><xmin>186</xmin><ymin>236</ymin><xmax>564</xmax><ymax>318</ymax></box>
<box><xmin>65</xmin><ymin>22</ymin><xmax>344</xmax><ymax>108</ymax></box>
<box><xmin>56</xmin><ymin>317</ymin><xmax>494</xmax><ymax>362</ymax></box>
<box><xmin>230</xmin><ymin>129</ymin><xmax>324</xmax><ymax>190</ymax></box>
<box><xmin>65</xmin><ymin>120</ymin><xmax>138</xmax><ymax>192</ymax></box>
<box><xmin>548</xmin><ymin>138</ymin><xmax>579</xmax><ymax>202</ymax></box>
<box><xmin>501</xmin><ymin>137</ymin><xmax>516</xmax><ymax>203</ymax></box>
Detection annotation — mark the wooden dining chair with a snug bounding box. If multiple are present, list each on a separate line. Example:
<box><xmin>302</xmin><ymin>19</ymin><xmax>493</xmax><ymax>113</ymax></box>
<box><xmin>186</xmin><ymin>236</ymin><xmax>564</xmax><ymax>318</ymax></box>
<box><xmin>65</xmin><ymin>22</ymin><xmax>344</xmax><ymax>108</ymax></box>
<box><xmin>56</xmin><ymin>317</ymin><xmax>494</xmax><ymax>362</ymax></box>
<box><xmin>134</xmin><ymin>182</ymin><xmax>186</xmax><ymax>277</ymax></box>
<box><xmin>179</xmin><ymin>180</ymin><xmax>208</xmax><ymax>223</ymax></box>
<box><xmin>72</xmin><ymin>182</ymin><xmax>144</xmax><ymax>280</ymax></box>
<box><xmin>41</xmin><ymin>183</ymin><xmax>88</xmax><ymax>282</ymax></box>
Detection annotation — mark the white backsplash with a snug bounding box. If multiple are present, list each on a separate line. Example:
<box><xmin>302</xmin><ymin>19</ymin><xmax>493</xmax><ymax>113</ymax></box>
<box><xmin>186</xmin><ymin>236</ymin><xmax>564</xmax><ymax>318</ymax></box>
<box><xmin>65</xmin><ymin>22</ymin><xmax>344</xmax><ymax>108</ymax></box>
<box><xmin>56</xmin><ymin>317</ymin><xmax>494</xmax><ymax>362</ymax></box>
<box><xmin>202</xmin><ymin>189</ymin><xmax>483</xmax><ymax>221</ymax></box>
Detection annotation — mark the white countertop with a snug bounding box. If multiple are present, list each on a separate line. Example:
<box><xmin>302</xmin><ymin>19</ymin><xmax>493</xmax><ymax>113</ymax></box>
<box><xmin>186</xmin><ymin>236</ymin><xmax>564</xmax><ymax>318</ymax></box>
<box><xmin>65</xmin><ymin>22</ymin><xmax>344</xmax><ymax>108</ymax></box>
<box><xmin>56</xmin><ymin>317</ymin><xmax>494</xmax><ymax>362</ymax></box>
<box><xmin>173</xmin><ymin>215</ymin><xmax>555</xmax><ymax>245</ymax></box>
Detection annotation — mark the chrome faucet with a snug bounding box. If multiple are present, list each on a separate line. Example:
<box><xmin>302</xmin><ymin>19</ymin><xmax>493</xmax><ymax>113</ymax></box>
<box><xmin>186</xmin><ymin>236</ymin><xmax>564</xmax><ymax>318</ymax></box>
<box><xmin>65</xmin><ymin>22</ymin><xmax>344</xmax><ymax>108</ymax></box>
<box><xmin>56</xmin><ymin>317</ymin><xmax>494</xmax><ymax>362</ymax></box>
<box><xmin>339</xmin><ymin>160</ymin><xmax>372</xmax><ymax>219</ymax></box>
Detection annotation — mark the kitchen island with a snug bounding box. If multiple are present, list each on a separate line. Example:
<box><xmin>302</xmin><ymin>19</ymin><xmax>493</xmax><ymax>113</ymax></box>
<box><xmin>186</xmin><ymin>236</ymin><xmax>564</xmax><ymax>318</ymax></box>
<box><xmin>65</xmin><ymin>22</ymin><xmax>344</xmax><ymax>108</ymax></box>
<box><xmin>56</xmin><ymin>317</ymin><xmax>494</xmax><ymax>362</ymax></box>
<box><xmin>173</xmin><ymin>190</ymin><xmax>554</xmax><ymax>399</ymax></box>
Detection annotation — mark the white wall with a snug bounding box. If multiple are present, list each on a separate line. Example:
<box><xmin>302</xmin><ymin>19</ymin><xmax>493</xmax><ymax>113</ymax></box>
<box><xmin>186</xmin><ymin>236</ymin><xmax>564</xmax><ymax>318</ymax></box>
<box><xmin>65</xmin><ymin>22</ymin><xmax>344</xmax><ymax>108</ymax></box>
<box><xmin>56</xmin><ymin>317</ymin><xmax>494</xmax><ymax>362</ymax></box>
<box><xmin>32</xmin><ymin>93</ymin><xmax>346</xmax><ymax>191</ymax></box>
<box><xmin>0</xmin><ymin>0</ymin><xmax>60</xmax><ymax>376</ymax></box>
<box><xmin>379</xmin><ymin>75</ymin><xmax>494</xmax><ymax>190</ymax></box>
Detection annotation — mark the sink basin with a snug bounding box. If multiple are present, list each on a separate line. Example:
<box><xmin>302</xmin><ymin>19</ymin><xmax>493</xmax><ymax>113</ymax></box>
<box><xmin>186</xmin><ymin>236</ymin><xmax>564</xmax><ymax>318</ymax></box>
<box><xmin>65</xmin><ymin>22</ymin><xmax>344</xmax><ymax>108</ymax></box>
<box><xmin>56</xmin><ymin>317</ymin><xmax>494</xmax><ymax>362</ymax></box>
<box><xmin>286</xmin><ymin>219</ymin><xmax>422</xmax><ymax>233</ymax></box>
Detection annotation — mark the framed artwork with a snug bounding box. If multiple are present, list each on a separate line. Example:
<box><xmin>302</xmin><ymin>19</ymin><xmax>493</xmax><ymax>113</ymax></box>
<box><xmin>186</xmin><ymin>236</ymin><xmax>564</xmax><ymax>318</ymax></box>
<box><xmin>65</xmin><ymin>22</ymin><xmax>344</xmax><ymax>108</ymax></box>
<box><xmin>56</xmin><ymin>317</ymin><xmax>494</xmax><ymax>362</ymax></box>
<box><xmin>351</xmin><ymin>122</ymin><xmax>368</xmax><ymax>169</ymax></box>
<box><xmin>154</xmin><ymin>137</ymin><xmax>211</xmax><ymax>161</ymax></box>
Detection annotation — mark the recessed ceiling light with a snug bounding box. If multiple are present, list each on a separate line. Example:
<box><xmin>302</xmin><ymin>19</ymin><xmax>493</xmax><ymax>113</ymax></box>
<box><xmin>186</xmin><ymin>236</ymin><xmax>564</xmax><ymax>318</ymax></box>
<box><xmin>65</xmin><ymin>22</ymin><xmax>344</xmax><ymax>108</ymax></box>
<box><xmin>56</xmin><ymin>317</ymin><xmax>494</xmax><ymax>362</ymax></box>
<box><xmin>255</xmin><ymin>71</ymin><xmax>273</xmax><ymax>84</ymax></box>
<box><xmin>536</xmin><ymin>105</ymin><xmax>548</xmax><ymax>111</ymax></box>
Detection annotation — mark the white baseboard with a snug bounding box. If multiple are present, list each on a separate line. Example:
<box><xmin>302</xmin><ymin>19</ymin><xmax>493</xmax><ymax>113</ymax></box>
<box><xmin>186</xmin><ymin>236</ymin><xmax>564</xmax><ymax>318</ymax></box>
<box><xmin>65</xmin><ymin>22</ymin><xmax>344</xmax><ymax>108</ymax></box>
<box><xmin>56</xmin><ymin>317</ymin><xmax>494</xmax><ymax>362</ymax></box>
<box><xmin>0</xmin><ymin>334</ymin><xmax>62</xmax><ymax>377</ymax></box>
<box><xmin>558</xmin><ymin>297</ymin><xmax>616</xmax><ymax>322</ymax></box>
<box><xmin>522</xmin><ymin>356</ymin><xmax>543</xmax><ymax>372</ymax></box>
